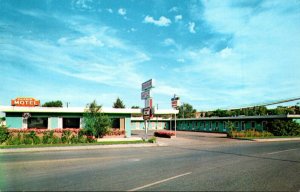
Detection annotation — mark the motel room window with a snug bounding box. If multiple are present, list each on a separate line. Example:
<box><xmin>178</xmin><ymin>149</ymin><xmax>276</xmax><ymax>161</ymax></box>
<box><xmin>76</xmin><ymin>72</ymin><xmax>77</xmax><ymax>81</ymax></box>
<box><xmin>223</xmin><ymin>122</ymin><xmax>226</xmax><ymax>130</ymax></box>
<box><xmin>28</xmin><ymin>117</ymin><xmax>48</xmax><ymax>129</ymax></box>
<box><xmin>63</xmin><ymin>118</ymin><xmax>80</xmax><ymax>128</ymax></box>
<box><xmin>262</xmin><ymin>121</ymin><xmax>267</xmax><ymax>131</ymax></box>
<box><xmin>251</xmin><ymin>121</ymin><xmax>256</xmax><ymax>129</ymax></box>
<box><xmin>235</xmin><ymin>122</ymin><xmax>239</xmax><ymax>128</ymax></box>
<box><xmin>111</xmin><ymin>118</ymin><xmax>120</xmax><ymax>129</ymax></box>
<box><xmin>241</xmin><ymin>121</ymin><xmax>246</xmax><ymax>131</ymax></box>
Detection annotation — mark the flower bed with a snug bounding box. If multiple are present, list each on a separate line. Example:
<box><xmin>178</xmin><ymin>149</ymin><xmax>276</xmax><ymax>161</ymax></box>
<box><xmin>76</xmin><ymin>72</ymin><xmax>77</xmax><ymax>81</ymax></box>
<box><xmin>8</xmin><ymin>128</ymin><xmax>81</xmax><ymax>134</ymax></box>
<box><xmin>154</xmin><ymin>131</ymin><xmax>175</xmax><ymax>138</ymax></box>
<box><xmin>2</xmin><ymin>128</ymin><xmax>125</xmax><ymax>145</ymax></box>
<box><xmin>106</xmin><ymin>128</ymin><xmax>125</xmax><ymax>136</ymax></box>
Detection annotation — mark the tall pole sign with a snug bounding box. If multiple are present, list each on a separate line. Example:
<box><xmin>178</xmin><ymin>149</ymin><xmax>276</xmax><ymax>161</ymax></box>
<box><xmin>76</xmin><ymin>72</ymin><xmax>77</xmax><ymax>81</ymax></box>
<box><xmin>171</xmin><ymin>94</ymin><xmax>180</xmax><ymax>137</ymax></box>
<box><xmin>141</xmin><ymin>79</ymin><xmax>155</xmax><ymax>140</ymax></box>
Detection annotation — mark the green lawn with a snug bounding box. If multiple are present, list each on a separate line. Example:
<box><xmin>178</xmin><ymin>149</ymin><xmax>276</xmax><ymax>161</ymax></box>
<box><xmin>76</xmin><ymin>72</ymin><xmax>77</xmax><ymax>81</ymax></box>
<box><xmin>0</xmin><ymin>140</ymin><xmax>148</xmax><ymax>149</ymax></box>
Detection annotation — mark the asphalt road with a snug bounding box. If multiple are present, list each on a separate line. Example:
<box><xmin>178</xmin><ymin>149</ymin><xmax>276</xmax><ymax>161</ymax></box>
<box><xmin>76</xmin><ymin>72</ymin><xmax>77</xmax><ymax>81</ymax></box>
<box><xmin>1</xmin><ymin>131</ymin><xmax>300</xmax><ymax>191</ymax></box>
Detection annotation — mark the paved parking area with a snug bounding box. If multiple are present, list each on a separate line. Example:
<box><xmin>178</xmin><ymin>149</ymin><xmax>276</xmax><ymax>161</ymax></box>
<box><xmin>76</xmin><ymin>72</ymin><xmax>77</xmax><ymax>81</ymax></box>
<box><xmin>132</xmin><ymin>130</ymin><xmax>248</xmax><ymax>147</ymax></box>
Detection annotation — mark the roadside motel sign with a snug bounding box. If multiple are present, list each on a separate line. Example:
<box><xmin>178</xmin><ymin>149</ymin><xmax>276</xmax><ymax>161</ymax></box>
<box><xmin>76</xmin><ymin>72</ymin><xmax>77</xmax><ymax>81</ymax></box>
<box><xmin>171</xmin><ymin>95</ymin><xmax>180</xmax><ymax>109</ymax></box>
<box><xmin>141</xmin><ymin>79</ymin><xmax>154</xmax><ymax>91</ymax></box>
<box><xmin>11</xmin><ymin>97</ymin><xmax>40</xmax><ymax>107</ymax></box>
<box><xmin>141</xmin><ymin>89</ymin><xmax>151</xmax><ymax>100</ymax></box>
<box><xmin>143</xmin><ymin>107</ymin><xmax>151</xmax><ymax>120</ymax></box>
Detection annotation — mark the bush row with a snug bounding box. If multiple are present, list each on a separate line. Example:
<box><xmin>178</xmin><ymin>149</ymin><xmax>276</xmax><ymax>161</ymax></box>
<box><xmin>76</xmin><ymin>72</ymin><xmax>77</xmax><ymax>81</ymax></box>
<box><xmin>0</xmin><ymin>126</ymin><xmax>97</xmax><ymax>145</ymax></box>
<box><xmin>228</xmin><ymin>129</ymin><xmax>273</xmax><ymax>138</ymax></box>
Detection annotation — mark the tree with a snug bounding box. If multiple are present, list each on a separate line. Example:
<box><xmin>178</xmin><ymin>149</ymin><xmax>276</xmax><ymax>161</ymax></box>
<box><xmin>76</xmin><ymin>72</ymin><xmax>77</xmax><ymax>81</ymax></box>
<box><xmin>42</xmin><ymin>100</ymin><xmax>63</xmax><ymax>107</ymax></box>
<box><xmin>84</xmin><ymin>100</ymin><xmax>111</xmax><ymax>138</ymax></box>
<box><xmin>131</xmin><ymin>106</ymin><xmax>140</xmax><ymax>109</ymax></box>
<box><xmin>113</xmin><ymin>97</ymin><xmax>125</xmax><ymax>108</ymax></box>
<box><xmin>177</xmin><ymin>103</ymin><xmax>196</xmax><ymax>118</ymax></box>
<box><xmin>267</xmin><ymin>120</ymin><xmax>300</xmax><ymax>136</ymax></box>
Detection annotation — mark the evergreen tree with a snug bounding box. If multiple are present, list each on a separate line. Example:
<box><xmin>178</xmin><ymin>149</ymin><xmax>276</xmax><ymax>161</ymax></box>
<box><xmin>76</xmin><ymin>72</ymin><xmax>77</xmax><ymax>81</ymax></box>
<box><xmin>113</xmin><ymin>97</ymin><xmax>125</xmax><ymax>108</ymax></box>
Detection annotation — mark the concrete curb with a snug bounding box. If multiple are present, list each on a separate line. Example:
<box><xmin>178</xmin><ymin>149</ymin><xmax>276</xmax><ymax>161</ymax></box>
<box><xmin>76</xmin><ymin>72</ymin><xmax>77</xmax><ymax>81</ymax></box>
<box><xmin>252</xmin><ymin>137</ymin><xmax>300</xmax><ymax>142</ymax></box>
<box><xmin>0</xmin><ymin>143</ymin><xmax>160</xmax><ymax>153</ymax></box>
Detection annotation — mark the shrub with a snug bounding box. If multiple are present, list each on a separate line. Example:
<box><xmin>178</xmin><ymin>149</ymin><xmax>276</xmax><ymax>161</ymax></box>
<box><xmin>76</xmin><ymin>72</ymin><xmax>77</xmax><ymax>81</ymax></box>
<box><xmin>23</xmin><ymin>134</ymin><xmax>33</xmax><ymax>145</ymax></box>
<box><xmin>148</xmin><ymin>137</ymin><xmax>156</xmax><ymax>143</ymax></box>
<box><xmin>0</xmin><ymin>126</ymin><xmax>10</xmax><ymax>144</ymax></box>
<box><xmin>87</xmin><ymin>136</ymin><xmax>96</xmax><ymax>143</ymax></box>
<box><xmin>6</xmin><ymin>133</ymin><xmax>22</xmax><ymax>145</ymax></box>
<box><xmin>228</xmin><ymin>130</ymin><xmax>273</xmax><ymax>138</ymax></box>
<box><xmin>70</xmin><ymin>135</ymin><xmax>79</xmax><ymax>144</ymax></box>
<box><xmin>154</xmin><ymin>131</ymin><xmax>175</xmax><ymax>138</ymax></box>
<box><xmin>33</xmin><ymin>136</ymin><xmax>41</xmax><ymax>144</ymax></box>
<box><xmin>61</xmin><ymin>130</ymin><xmax>72</xmax><ymax>144</ymax></box>
<box><xmin>42</xmin><ymin>131</ymin><xmax>53</xmax><ymax>144</ymax></box>
<box><xmin>106</xmin><ymin>128</ymin><xmax>125</xmax><ymax>136</ymax></box>
<box><xmin>52</xmin><ymin>136</ymin><xmax>61</xmax><ymax>144</ymax></box>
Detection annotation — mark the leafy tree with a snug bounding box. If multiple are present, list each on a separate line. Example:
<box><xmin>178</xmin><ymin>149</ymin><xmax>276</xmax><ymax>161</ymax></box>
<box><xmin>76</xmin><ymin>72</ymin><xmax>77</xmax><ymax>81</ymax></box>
<box><xmin>0</xmin><ymin>125</ymin><xmax>10</xmax><ymax>144</ymax></box>
<box><xmin>42</xmin><ymin>100</ymin><xmax>63</xmax><ymax>107</ymax></box>
<box><xmin>267</xmin><ymin>120</ymin><xmax>300</xmax><ymax>136</ymax></box>
<box><xmin>113</xmin><ymin>97</ymin><xmax>125</xmax><ymax>108</ymax></box>
<box><xmin>178</xmin><ymin>103</ymin><xmax>196</xmax><ymax>118</ymax></box>
<box><xmin>226</xmin><ymin>121</ymin><xmax>236</xmax><ymax>138</ymax></box>
<box><xmin>84</xmin><ymin>100</ymin><xmax>112</xmax><ymax>138</ymax></box>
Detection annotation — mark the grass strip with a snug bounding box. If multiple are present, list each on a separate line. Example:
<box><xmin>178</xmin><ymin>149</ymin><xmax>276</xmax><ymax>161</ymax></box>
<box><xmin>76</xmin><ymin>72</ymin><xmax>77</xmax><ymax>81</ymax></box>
<box><xmin>234</xmin><ymin>136</ymin><xmax>300</xmax><ymax>140</ymax></box>
<box><xmin>0</xmin><ymin>140</ymin><xmax>147</xmax><ymax>149</ymax></box>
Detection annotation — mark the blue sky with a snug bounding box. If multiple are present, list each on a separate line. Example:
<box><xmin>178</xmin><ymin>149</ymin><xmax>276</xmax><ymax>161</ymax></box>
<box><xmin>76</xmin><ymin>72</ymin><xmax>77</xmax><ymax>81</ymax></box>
<box><xmin>1</xmin><ymin>0</ymin><xmax>300</xmax><ymax>110</ymax></box>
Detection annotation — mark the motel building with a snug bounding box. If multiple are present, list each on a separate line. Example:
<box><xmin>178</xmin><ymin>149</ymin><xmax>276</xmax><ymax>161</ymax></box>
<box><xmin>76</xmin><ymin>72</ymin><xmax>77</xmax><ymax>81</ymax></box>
<box><xmin>0</xmin><ymin>98</ymin><xmax>178</xmax><ymax>138</ymax></box>
<box><xmin>1</xmin><ymin>98</ymin><xmax>300</xmax><ymax>137</ymax></box>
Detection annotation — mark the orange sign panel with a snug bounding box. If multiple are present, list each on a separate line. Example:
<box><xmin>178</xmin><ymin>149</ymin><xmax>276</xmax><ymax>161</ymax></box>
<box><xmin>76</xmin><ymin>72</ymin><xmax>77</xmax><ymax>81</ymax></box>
<box><xmin>11</xmin><ymin>98</ymin><xmax>40</xmax><ymax>107</ymax></box>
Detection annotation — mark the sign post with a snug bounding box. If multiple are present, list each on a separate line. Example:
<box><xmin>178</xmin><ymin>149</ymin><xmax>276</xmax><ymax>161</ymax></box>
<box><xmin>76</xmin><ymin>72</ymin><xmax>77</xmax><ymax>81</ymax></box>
<box><xmin>141</xmin><ymin>79</ymin><xmax>154</xmax><ymax>140</ymax></box>
<box><xmin>171</xmin><ymin>94</ymin><xmax>180</xmax><ymax>137</ymax></box>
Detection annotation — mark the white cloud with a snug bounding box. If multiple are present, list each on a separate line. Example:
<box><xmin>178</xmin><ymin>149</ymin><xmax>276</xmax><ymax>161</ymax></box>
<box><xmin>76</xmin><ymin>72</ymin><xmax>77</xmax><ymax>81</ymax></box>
<box><xmin>73</xmin><ymin>0</ymin><xmax>93</xmax><ymax>10</ymax></box>
<box><xmin>175</xmin><ymin>15</ymin><xmax>182</xmax><ymax>22</ymax></box>
<box><xmin>169</xmin><ymin>7</ymin><xmax>178</xmax><ymax>12</ymax></box>
<box><xmin>163</xmin><ymin>38</ymin><xmax>176</xmax><ymax>46</ymax></box>
<box><xmin>188</xmin><ymin>22</ymin><xmax>196</xmax><ymax>33</ymax></box>
<box><xmin>73</xmin><ymin>35</ymin><xmax>104</xmax><ymax>46</ymax></box>
<box><xmin>219</xmin><ymin>47</ymin><xmax>233</xmax><ymax>58</ymax></box>
<box><xmin>107</xmin><ymin>8</ymin><xmax>113</xmax><ymax>13</ymax></box>
<box><xmin>118</xmin><ymin>8</ymin><xmax>126</xmax><ymax>16</ymax></box>
<box><xmin>143</xmin><ymin>15</ymin><xmax>171</xmax><ymax>27</ymax></box>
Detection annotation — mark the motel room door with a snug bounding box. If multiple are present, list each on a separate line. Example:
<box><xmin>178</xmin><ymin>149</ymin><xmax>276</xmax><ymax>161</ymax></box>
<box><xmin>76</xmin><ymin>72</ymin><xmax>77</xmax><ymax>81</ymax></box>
<box><xmin>120</xmin><ymin>118</ymin><xmax>125</xmax><ymax>131</ymax></box>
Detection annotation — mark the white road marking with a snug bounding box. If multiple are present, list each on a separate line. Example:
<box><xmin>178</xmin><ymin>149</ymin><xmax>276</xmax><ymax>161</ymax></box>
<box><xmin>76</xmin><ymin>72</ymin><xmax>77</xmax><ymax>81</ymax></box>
<box><xmin>127</xmin><ymin>172</ymin><xmax>192</xmax><ymax>191</ymax></box>
<box><xmin>267</xmin><ymin>148</ymin><xmax>298</xmax><ymax>155</ymax></box>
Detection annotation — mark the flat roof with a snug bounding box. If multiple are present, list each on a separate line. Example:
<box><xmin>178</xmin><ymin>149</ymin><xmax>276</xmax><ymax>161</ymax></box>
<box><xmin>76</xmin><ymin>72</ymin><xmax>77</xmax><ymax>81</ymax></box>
<box><xmin>0</xmin><ymin>106</ymin><xmax>178</xmax><ymax>115</ymax></box>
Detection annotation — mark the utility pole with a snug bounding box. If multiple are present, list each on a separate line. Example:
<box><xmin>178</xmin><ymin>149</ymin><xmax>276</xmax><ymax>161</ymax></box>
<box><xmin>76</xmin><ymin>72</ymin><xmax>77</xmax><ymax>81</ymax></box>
<box><xmin>156</xmin><ymin>103</ymin><xmax>158</xmax><ymax>129</ymax></box>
